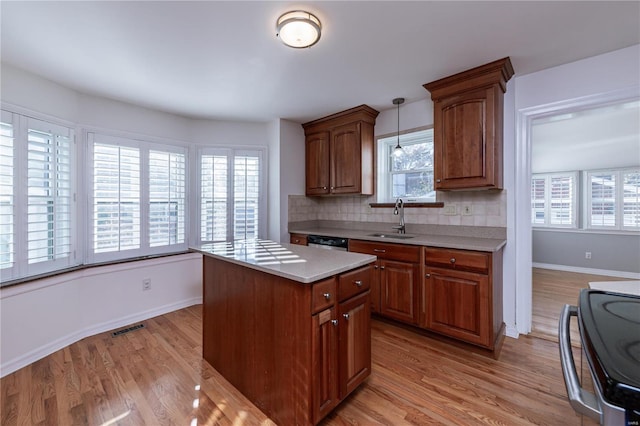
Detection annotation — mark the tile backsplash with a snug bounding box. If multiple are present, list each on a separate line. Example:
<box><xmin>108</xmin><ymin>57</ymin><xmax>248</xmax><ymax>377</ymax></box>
<box><xmin>289</xmin><ymin>191</ymin><xmax>507</xmax><ymax>228</ymax></box>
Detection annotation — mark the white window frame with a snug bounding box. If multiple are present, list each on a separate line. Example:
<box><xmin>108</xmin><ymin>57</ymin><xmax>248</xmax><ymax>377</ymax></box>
<box><xmin>585</xmin><ymin>168</ymin><xmax>640</xmax><ymax>231</ymax></box>
<box><xmin>197</xmin><ymin>146</ymin><xmax>266</xmax><ymax>244</ymax></box>
<box><xmin>1</xmin><ymin>109</ymin><xmax>78</xmax><ymax>281</ymax></box>
<box><xmin>86</xmin><ymin>131</ymin><xmax>189</xmax><ymax>264</ymax></box>
<box><xmin>376</xmin><ymin>128</ymin><xmax>435</xmax><ymax>203</ymax></box>
<box><xmin>530</xmin><ymin>172</ymin><xmax>578</xmax><ymax>229</ymax></box>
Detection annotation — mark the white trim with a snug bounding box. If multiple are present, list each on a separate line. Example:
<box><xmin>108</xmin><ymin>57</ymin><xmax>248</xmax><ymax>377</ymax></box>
<box><xmin>0</xmin><ymin>297</ymin><xmax>201</xmax><ymax>378</ymax></box>
<box><xmin>515</xmin><ymin>87</ymin><xmax>640</xmax><ymax>336</ymax></box>
<box><xmin>532</xmin><ymin>262</ymin><xmax>640</xmax><ymax>280</ymax></box>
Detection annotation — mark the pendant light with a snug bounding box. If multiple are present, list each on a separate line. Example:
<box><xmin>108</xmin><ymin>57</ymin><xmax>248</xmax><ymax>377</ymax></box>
<box><xmin>392</xmin><ymin>97</ymin><xmax>405</xmax><ymax>157</ymax></box>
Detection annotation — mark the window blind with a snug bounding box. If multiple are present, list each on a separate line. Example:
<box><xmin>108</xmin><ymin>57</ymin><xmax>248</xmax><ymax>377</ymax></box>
<box><xmin>149</xmin><ymin>150</ymin><xmax>186</xmax><ymax>247</ymax></box>
<box><xmin>200</xmin><ymin>154</ymin><xmax>228</xmax><ymax>242</ymax></box>
<box><xmin>0</xmin><ymin>114</ymin><xmax>14</xmax><ymax>271</ymax></box>
<box><xmin>93</xmin><ymin>142</ymin><xmax>141</xmax><ymax>253</ymax></box>
<box><xmin>589</xmin><ymin>172</ymin><xmax>616</xmax><ymax>227</ymax></box>
<box><xmin>233</xmin><ymin>154</ymin><xmax>260</xmax><ymax>240</ymax></box>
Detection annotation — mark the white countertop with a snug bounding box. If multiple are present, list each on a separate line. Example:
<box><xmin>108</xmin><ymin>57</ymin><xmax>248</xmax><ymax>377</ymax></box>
<box><xmin>291</xmin><ymin>227</ymin><xmax>506</xmax><ymax>252</ymax></box>
<box><xmin>588</xmin><ymin>280</ymin><xmax>640</xmax><ymax>296</ymax></box>
<box><xmin>191</xmin><ymin>239</ymin><xmax>376</xmax><ymax>284</ymax></box>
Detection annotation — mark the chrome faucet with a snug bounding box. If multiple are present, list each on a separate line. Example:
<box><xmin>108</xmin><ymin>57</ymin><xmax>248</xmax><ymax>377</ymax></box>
<box><xmin>392</xmin><ymin>198</ymin><xmax>405</xmax><ymax>234</ymax></box>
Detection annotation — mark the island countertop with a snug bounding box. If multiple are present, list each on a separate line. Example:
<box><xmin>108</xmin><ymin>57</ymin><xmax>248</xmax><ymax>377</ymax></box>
<box><xmin>191</xmin><ymin>239</ymin><xmax>376</xmax><ymax>284</ymax></box>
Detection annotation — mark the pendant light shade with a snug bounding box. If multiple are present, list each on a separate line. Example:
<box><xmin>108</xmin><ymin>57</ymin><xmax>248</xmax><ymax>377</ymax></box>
<box><xmin>392</xmin><ymin>98</ymin><xmax>405</xmax><ymax>157</ymax></box>
<box><xmin>276</xmin><ymin>11</ymin><xmax>322</xmax><ymax>48</ymax></box>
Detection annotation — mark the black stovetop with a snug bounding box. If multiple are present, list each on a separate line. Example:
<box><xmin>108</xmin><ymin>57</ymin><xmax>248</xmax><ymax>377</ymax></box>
<box><xmin>578</xmin><ymin>290</ymin><xmax>640</xmax><ymax>410</ymax></box>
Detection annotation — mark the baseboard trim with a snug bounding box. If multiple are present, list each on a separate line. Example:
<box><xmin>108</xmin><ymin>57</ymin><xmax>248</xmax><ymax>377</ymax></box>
<box><xmin>532</xmin><ymin>263</ymin><xmax>640</xmax><ymax>280</ymax></box>
<box><xmin>0</xmin><ymin>297</ymin><xmax>202</xmax><ymax>378</ymax></box>
<box><xmin>505</xmin><ymin>324</ymin><xmax>520</xmax><ymax>339</ymax></box>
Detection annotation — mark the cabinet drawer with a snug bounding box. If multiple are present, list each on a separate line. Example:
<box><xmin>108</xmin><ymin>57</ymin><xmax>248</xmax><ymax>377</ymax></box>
<box><xmin>424</xmin><ymin>247</ymin><xmax>489</xmax><ymax>274</ymax></box>
<box><xmin>338</xmin><ymin>265</ymin><xmax>372</xmax><ymax>302</ymax></box>
<box><xmin>349</xmin><ymin>240</ymin><xmax>420</xmax><ymax>263</ymax></box>
<box><xmin>312</xmin><ymin>278</ymin><xmax>337</xmax><ymax>314</ymax></box>
<box><xmin>290</xmin><ymin>233</ymin><xmax>308</xmax><ymax>246</ymax></box>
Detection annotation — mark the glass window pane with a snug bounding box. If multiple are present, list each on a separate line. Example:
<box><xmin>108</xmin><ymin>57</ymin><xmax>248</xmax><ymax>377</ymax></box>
<box><xmin>590</xmin><ymin>173</ymin><xmax>616</xmax><ymax>227</ymax></box>
<box><xmin>623</xmin><ymin>171</ymin><xmax>640</xmax><ymax>228</ymax></box>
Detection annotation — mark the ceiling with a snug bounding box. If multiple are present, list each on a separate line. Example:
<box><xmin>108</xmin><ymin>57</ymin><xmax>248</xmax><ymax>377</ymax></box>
<box><xmin>532</xmin><ymin>100</ymin><xmax>640</xmax><ymax>173</ymax></box>
<box><xmin>1</xmin><ymin>1</ymin><xmax>639</xmax><ymax>123</ymax></box>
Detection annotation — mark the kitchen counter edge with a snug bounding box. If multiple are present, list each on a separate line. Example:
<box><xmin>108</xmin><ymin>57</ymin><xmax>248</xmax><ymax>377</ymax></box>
<box><xmin>291</xmin><ymin>228</ymin><xmax>506</xmax><ymax>252</ymax></box>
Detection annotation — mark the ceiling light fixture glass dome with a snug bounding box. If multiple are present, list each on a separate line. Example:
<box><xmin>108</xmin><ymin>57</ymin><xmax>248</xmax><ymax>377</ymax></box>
<box><xmin>276</xmin><ymin>10</ymin><xmax>322</xmax><ymax>48</ymax></box>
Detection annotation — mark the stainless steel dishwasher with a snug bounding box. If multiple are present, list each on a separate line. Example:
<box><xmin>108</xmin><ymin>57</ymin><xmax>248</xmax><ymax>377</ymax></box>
<box><xmin>306</xmin><ymin>235</ymin><xmax>348</xmax><ymax>251</ymax></box>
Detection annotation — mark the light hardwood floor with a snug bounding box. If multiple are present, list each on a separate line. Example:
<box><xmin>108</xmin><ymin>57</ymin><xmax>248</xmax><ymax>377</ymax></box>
<box><xmin>531</xmin><ymin>267</ymin><xmax>626</xmax><ymax>342</ymax></box>
<box><xmin>1</xmin><ymin>303</ymin><xmax>595</xmax><ymax>426</ymax></box>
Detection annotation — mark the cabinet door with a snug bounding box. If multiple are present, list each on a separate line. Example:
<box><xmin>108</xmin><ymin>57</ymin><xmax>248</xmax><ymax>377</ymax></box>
<box><xmin>380</xmin><ymin>260</ymin><xmax>419</xmax><ymax>324</ymax></box>
<box><xmin>306</xmin><ymin>131</ymin><xmax>330</xmax><ymax>195</ymax></box>
<box><xmin>289</xmin><ymin>233</ymin><xmax>308</xmax><ymax>246</ymax></box>
<box><xmin>370</xmin><ymin>263</ymin><xmax>381</xmax><ymax>313</ymax></box>
<box><xmin>312</xmin><ymin>307</ymin><xmax>339</xmax><ymax>423</ymax></box>
<box><xmin>425</xmin><ymin>266</ymin><xmax>491</xmax><ymax>347</ymax></box>
<box><xmin>330</xmin><ymin>122</ymin><xmax>361</xmax><ymax>194</ymax></box>
<box><xmin>434</xmin><ymin>87</ymin><xmax>498</xmax><ymax>190</ymax></box>
<box><xmin>338</xmin><ymin>291</ymin><xmax>371</xmax><ymax>399</ymax></box>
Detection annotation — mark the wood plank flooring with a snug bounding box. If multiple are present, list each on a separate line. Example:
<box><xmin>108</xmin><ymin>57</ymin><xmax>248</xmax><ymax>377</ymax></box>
<box><xmin>531</xmin><ymin>267</ymin><xmax>626</xmax><ymax>342</ymax></box>
<box><xmin>1</xmin><ymin>304</ymin><xmax>595</xmax><ymax>425</ymax></box>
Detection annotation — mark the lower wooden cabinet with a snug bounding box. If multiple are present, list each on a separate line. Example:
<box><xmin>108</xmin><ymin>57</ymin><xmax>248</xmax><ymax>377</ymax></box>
<box><xmin>311</xmin><ymin>267</ymin><xmax>372</xmax><ymax>424</ymax></box>
<box><xmin>379</xmin><ymin>259</ymin><xmax>419</xmax><ymax>324</ymax></box>
<box><xmin>312</xmin><ymin>307</ymin><xmax>339</xmax><ymax>422</ymax></box>
<box><xmin>338</xmin><ymin>291</ymin><xmax>371</xmax><ymax>398</ymax></box>
<box><xmin>423</xmin><ymin>246</ymin><xmax>504</xmax><ymax>351</ymax></box>
<box><xmin>425</xmin><ymin>267</ymin><xmax>490</xmax><ymax>347</ymax></box>
<box><xmin>290</xmin><ymin>233</ymin><xmax>308</xmax><ymax>245</ymax></box>
<box><xmin>349</xmin><ymin>240</ymin><xmax>421</xmax><ymax>325</ymax></box>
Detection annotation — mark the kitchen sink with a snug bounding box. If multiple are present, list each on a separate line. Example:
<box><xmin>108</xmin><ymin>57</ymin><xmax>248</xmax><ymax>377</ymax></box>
<box><xmin>367</xmin><ymin>233</ymin><xmax>415</xmax><ymax>239</ymax></box>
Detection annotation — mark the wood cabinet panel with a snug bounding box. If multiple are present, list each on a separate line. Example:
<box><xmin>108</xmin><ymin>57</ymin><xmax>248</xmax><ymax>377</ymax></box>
<box><xmin>305</xmin><ymin>132</ymin><xmax>330</xmax><ymax>195</ymax></box>
<box><xmin>380</xmin><ymin>260</ymin><xmax>419</xmax><ymax>324</ymax></box>
<box><xmin>426</xmin><ymin>267</ymin><xmax>490</xmax><ymax>347</ymax></box>
<box><xmin>424</xmin><ymin>57</ymin><xmax>513</xmax><ymax>190</ymax></box>
<box><xmin>425</xmin><ymin>247</ymin><xmax>489</xmax><ymax>273</ymax></box>
<box><xmin>312</xmin><ymin>307</ymin><xmax>339</xmax><ymax>423</ymax></box>
<box><xmin>338</xmin><ymin>264</ymin><xmax>371</xmax><ymax>302</ymax></box>
<box><xmin>290</xmin><ymin>233</ymin><xmax>309</xmax><ymax>246</ymax></box>
<box><xmin>348</xmin><ymin>240</ymin><xmax>420</xmax><ymax>263</ymax></box>
<box><xmin>312</xmin><ymin>278</ymin><xmax>337</xmax><ymax>314</ymax></box>
<box><xmin>303</xmin><ymin>105</ymin><xmax>378</xmax><ymax>196</ymax></box>
<box><xmin>338</xmin><ymin>291</ymin><xmax>371</xmax><ymax>399</ymax></box>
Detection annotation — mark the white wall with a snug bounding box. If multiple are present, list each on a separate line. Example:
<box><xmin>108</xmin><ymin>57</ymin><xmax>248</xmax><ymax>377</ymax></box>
<box><xmin>511</xmin><ymin>44</ymin><xmax>640</xmax><ymax>334</ymax></box>
<box><xmin>0</xmin><ymin>64</ymin><xmax>273</xmax><ymax>377</ymax></box>
<box><xmin>278</xmin><ymin>119</ymin><xmax>305</xmax><ymax>241</ymax></box>
<box><xmin>0</xmin><ymin>253</ymin><xmax>202</xmax><ymax>377</ymax></box>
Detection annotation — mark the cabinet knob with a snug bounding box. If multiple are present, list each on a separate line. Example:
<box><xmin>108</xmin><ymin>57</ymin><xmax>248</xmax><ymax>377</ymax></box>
<box><xmin>450</xmin><ymin>258</ymin><xmax>456</xmax><ymax>264</ymax></box>
<box><xmin>331</xmin><ymin>319</ymin><xmax>338</xmax><ymax>326</ymax></box>
<box><xmin>323</xmin><ymin>293</ymin><xmax>331</xmax><ymax>300</ymax></box>
<box><xmin>323</xmin><ymin>186</ymin><xmax>327</xmax><ymax>190</ymax></box>
<box><xmin>425</xmin><ymin>273</ymin><xmax>431</xmax><ymax>278</ymax></box>
<box><xmin>374</xmin><ymin>265</ymin><xmax>378</xmax><ymax>269</ymax></box>
<box><xmin>294</xmin><ymin>239</ymin><xmax>299</xmax><ymax>243</ymax></box>
<box><xmin>380</xmin><ymin>266</ymin><xmax>385</xmax><ymax>270</ymax></box>
<box><xmin>343</xmin><ymin>313</ymin><xmax>350</xmax><ymax>320</ymax></box>
<box><xmin>354</xmin><ymin>280</ymin><xmax>363</xmax><ymax>287</ymax></box>
<box><xmin>373</xmin><ymin>249</ymin><xmax>386</xmax><ymax>253</ymax></box>
<box><xmin>436</xmin><ymin>179</ymin><xmax>441</xmax><ymax>183</ymax></box>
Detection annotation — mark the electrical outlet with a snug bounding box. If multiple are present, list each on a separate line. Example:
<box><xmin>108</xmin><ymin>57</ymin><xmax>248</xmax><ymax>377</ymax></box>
<box><xmin>443</xmin><ymin>205</ymin><xmax>457</xmax><ymax>216</ymax></box>
<box><xmin>462</xmin><ymin>205</ymin><xmax>473</xmax><ymax>216</ymax></box>
<box><xmin>142</xmin><ymin>278</ymin><xmax>151</xmax><ymax>291</ymax></box>
<box><xmin>585</xmin><ymin>252</ymin><xmax>592</xmax><ymax>260</ymax></box>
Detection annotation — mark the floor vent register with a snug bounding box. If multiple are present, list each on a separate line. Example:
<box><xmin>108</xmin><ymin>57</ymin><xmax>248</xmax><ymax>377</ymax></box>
<box><xmin>111</xmin><ymin>323</ymin><xmax>145</xmax><ymax>337</ymax></box>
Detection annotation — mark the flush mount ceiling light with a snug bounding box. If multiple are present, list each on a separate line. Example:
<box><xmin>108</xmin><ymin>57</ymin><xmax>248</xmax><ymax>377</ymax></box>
<box><xmin>276</xmin><ymin>10</ymin><xmax>322</xmax><ymax>48</ymax></box>
<box><xmin>392</xmin><ymin>97</ymin><xmax>405</xmax><ymax>157</ymax></box>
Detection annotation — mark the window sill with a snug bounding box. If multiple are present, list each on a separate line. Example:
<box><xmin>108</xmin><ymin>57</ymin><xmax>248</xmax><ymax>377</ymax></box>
<box><xmin>369</xmin><ymin>202</ymin><xmax>444</xmax><ymax>208</ymax></box>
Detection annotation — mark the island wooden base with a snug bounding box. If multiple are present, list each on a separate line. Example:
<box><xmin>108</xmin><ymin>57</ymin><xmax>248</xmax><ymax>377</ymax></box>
<box><xmin>202</xmin><ymin>255</ymin><xmax>373</xmax><ymax>425</ymax></box>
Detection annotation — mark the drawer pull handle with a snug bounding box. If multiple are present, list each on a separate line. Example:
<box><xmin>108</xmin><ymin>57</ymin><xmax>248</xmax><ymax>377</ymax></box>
<box><xmin>380</xmin><ymin>266</ymin><xmax>385</xmax><ymax>270</ymax></box>
<box><xmin>436</xmin><ymin>178</ymin><xmax>441</xmax><ymax>183</ymax></box>
<box><xmin>374</xmin><ymin>249</ymin><xmax>386</xmax><ymax>253</ymax></box>
<box><xmin>331</xmin><ymin>319</ymin><xmax>338</xmax><ymax>326</ymax></box>
<box><xmin>450</xmin><ymin>258</ymin><xmax>456</xmax><ymax>264</ymax></box>
<box><xmin>323</xmin><ymin>293</ymin><xmax>331</xmax><ymax>300</ymax></box>
<box><xmin>343</xmin><ymin>313</ymin><xmax>350</xmax><ymax>320</ymax></box>
<box><xmin>354</xmin><ymin>280</ymin><xmax>363</xmax><ymax>287</ymax></box>
<box><xmin>425</xmin><ymin>273</ymin><xmax>431</xmax><ymax>278</ymax></box>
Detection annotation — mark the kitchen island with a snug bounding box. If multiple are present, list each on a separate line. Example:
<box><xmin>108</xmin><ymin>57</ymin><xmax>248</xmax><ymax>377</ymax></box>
<box><xmin>192</xmin><ymin>240</ymin><xmax>376</xmax><ymax>425</ymax></box>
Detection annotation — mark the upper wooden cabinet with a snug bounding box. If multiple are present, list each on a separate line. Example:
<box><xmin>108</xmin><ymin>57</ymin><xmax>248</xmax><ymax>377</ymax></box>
<box><xmin>423</xmin><ymin>57</ymin><xmax>514</xmax><ymax>190</ymax></box>
<box><xmin>302</xmin><ymin>105</ymin><xmax>379</xmax><ymax>196</ymax></box>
